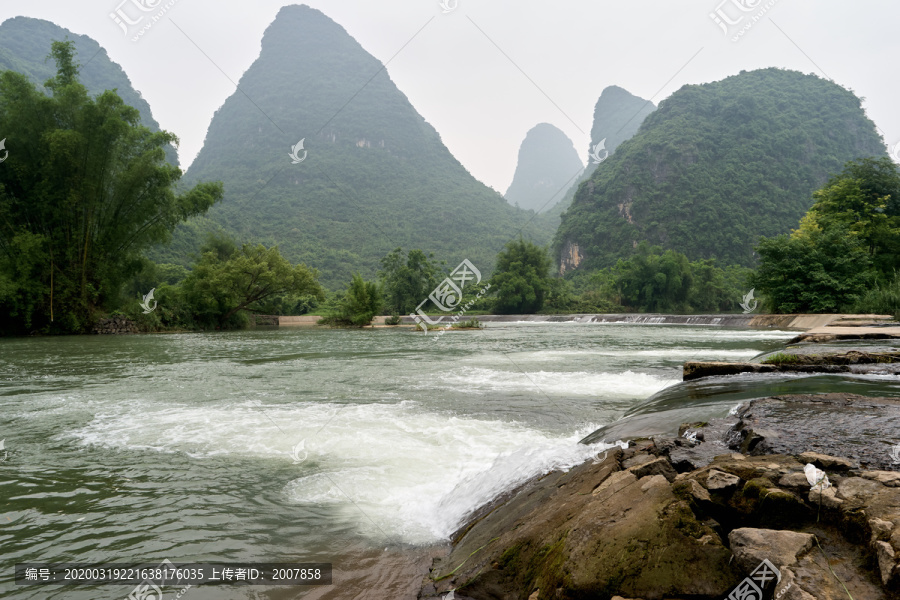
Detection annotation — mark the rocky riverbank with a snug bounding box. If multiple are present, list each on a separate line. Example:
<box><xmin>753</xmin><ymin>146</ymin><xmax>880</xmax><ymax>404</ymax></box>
<box><xmin>419</xmin><ymin>391</ymin><xmax>900</xmax><ymax>600</ymax></box>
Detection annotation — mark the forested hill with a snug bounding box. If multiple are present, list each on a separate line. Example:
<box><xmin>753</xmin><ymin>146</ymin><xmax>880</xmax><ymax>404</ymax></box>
<box><xmin>504</xmin><ymin>123</ymin><xmax>583</xmax><ymax>213</ymax></box>
<box><xmin>554</xmin><ymin>68</ymin><xmax>887</xmax><ymax>273</ymax></box>
<box><xmin>0</xmin><ymin>17</ymin><xmax>174</xmax><ymax>164</ymax></box>
<box><xmin>170</xmin><ymin>4</ymin><xmax>554</xmax><ymax>287</ymax></box>
<box><xmin>546</xmin><ymin>86</ymin><xmax>656</xmax><ymax>220</ymax></box>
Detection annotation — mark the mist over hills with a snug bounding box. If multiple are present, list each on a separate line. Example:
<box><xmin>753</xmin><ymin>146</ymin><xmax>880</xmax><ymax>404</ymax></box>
<box><xmin>0</xmin><ymin>16</ymin><xmax>176</xmax><ymax>164</ymax></box>
<box><xmin>159</xmin><ymin>4</ymin><xmax>554</xmax><ymax>287</ymax></box>
<box><xmin>555</xmin><ymin>68</ymin><xmax>888</xmax><ymax>273</ymax></box>
<box><xmin>504</xmin><ymin>123</ymin><xmax>583</xmax><ymax>213</ymax></box>
<box><xmin>547</xmin><ymin>85</ymin><xmax>656</xmax><ymax>219</ymax></box>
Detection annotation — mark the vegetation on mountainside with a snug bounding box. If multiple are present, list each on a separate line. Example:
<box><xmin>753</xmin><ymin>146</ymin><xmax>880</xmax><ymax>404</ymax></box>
<box><xmin>0</xmin><ymin>41</ymin><xmax>222</xmax><ymax>335</ymax></box>
<box><xmin>548</xmin><ymin>85</ymin><xmax>656</xmax><ymax>219</ymax></box>
<box><xmin>555</xmin><ymin>68</ymin><xmax>888</xmax><ymax>271</ymax></box>
<box><xmin>161</xmin><ymin>4</ymin><xmax>555</xmax><ymax>288</ymax></box>
<box><xmin>751</xmin><ymin>157</ymin><xmax>900</xmax><ymax>314</ymax></box>
<box><xmin>0</xmin><ymin>17</ymin><xmax>177</xmax><ymax>164</ymax></box>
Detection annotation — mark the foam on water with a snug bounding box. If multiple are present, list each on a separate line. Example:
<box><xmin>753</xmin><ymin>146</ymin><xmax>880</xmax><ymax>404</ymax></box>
<box><xmin>433</xmin><ymin>367</ymin><xmax>678</xmax><ymax>397</ymax></box>
<box><xmin>67</xmin><ymin>400</ymin><xmax>620</xmax><ymax>544</ymax></box>
<box><xmin>489</xmin><ymin>348</ymin><xmax>763</xmax><ymax>362</ymax></box>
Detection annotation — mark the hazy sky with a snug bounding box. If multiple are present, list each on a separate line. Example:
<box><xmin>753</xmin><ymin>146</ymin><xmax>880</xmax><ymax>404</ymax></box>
<box><xmin>2</xmin><ymin>1</ymin><xmax>898</xmax><ymax>192</ymax></box>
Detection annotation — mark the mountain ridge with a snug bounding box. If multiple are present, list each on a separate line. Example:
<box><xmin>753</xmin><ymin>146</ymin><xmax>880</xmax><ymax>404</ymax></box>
<box><xmin>168</xmin><ymin>4</ymin><xmax>554</xmax><ymax>287</ymax></box>
<box><xmin>504</xmin><ymin>123</ymin><xmax>583</xmax><ymax>213</ymax></box>
<box><xmin>554</xmin><ymin>68</ymin><xmax>888</xmax><ymax>273</ymax></box>
<box><xmin>0</xmin><ymin>16</ymin><xmax>176</xmax><ymax>164</ymax></box>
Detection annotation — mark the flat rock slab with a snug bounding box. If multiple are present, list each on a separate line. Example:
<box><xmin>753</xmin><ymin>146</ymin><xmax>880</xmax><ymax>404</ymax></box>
<box><xmin>683</xmin><ymin>360</ymin><xmax>900</xmax><ymax>381</ymax></box>
<box><xmin>730</xmin><ymin>394</ymin><xmax>900</xmax><ymax>470</ymax></box>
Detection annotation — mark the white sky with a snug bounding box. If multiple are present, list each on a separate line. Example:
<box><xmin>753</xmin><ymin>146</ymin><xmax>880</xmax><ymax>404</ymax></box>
<box><xmin>2</xmin><ymin>0</ymin><xmax>898</xmax><ymax>192</ymax></box>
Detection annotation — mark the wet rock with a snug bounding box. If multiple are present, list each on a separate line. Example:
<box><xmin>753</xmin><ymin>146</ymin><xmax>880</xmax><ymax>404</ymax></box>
<box><xmin>706</xmin><ymin>469</ymin><xmax>741</xmax><ymax>491</ymax></box>
<box><xmin>428</xmin><ymin>455</ymin><xmax>740</xmax><ymax>600</ymax></box>
<box><xmin>870</xmin><ymin>518</ymin><xmax>894</xmax><ymax>542</ymax></box>
<box><xmin>622</xmin><ymin>454</ymin><xmax>654</xmax><ymax>470</ymax></box>
<box><xmin>809</xmin><ymin>486</ymin><xmax>843</xmax><ymax>509</ymax></box>
<box><xmin>875</xmin><ymin>541</ymin><xmax>898</xmax><ymax>586</ymax></box>
<box><xmin>593</xmin><ymin>470</ymin><xmax>637</xmax><ymax>496</ymax></box>
<box><xmin>728</xmin><ymin>394</ymin><xmax>900</xmax><ymax>470</ymax></box>
<box><xmin>640</xmin><ymin>474</ymin><xmax>668</xmax><ymax>491</ymax></box>
<box><xmin>837</xmin><ymin>477</ymin><xmax>883</xmax><ymax>502</ymax></box>
<box><xmin>728</xmin><ymin>527</ymin><xmax>814</xmax><ymax>574</ymax></box>
<box><xmin>799</xmin><ymin>451</ymin><xmax>855</xmax><ymax>471</ymax></box>
<box><xmin>778</xmin><ymin>472</ymin><xmax>811</xmax><ymax>488</ymax></box>
<box><xmin>422</xmin><ymin>436</ymin><xmax>900</xmax><ymax>600</ymax></box>
<box><xmin>862</xmin><ymin>471</ymin><xmax>900</xmax><ymax>487</ymax></box>
<box><xmin>626</xmin><ymin>456</ymin><xmax>677</xmax><ymax>483</ymax></box>
<box><xmin>683</xmin><ymin>479</ymin><xmax>711</xmax><ymax>503</ymax></box>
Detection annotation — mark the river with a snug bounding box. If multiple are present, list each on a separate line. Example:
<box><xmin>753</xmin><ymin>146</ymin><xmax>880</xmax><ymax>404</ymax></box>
<box><xmin>0</xmin><ymin>323</ymin><xmax>822</xmax><ymax>598</ymax></box>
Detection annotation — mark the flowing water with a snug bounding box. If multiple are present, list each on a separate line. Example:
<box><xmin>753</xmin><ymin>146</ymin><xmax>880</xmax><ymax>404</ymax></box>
<box><xmin>1</xmin><ymin>323</ymin><xmax>876</xmax><ymax>598</ymax></box>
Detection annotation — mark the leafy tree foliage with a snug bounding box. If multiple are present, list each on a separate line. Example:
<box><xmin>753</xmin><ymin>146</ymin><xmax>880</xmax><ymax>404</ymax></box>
<box><xmin>565</xmin><ymin>244</ymin><xmax>750</xmax><ymax>313</ymax></box>
<box><xmin>750</xmin><ymin>227</ymin><xmax>873</xmax><ymax>313</ymax></box>
<box><xmin>751</xmin><ymin>157</ymin><xmax>900</xmax><ymax>313</ymax></box>
<box><xmin>611</xmin><ymin>243</ymin><xmax>693</xmax><ymax>312</ymax></box>
<box><xmin>853</xmin><ymin>272</ymin><xmax>900</xmax><ymax>319</ymax></box>
<box><xmin>181</xmin><ymin>241</ymin><xmax>323</xmax><ymax>328</ymax></box>
<box><xmin>0</xmin><ymin>17</ymin><xmax>174</xmax><ymax>163</ymax></box>
<box><xmin>555</xmin><ymin>68</ymin><xmax>888</xmax><ymax>272</ymax></box>
<box><xmin>319</xmin><ymin>274</ymin><xmax>383</xmax><ymax>327</ymax></box>
<box><xmin>0</xmin><ymin>41</ymin><xmax>222</xmax><ymax>334</ymax></box>
<box><xmin>491</xmin><ymin>239</ymin><xmax>552</xmax><ymax>314</ymax></box>
<box><xmin>806</xmin><ymin>157</ymin><xmax>900</xmax><ymax>276</ymax></box>
<box><xmin>378</xmin><ymin>248</ymin><xmax>442</xmax><ymax>315</ymax></box>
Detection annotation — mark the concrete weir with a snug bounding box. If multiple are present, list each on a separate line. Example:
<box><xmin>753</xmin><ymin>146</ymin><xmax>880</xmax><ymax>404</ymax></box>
<box><xmin>397</xmin><ymin>313</ymin><xmax>848</xmax><ymax>330</ymax></box>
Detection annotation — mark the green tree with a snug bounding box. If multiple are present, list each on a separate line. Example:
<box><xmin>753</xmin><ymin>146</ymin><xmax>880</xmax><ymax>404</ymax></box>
<box><xmin>750</xmin><ymin>227</ymin><xmax>873</xmax><ymax>313</ymax></box>
<box><xmin>0</xmin><ymin>40</ymin><xmax>223</xmax><ymax>334</ymax></box>
<box><xmin>491</xmin><ymin>239</ymin><xmax>552</xmax><ymax>314</ymax></box>
<box><xmin>319</xmin><ymin>273</ymin><xmax>383</xmax><ymax>327</ymax></box>
<box><xmin>806</xmin><ymin>157</ymin><xmax>900</xmax><ymax>277</ymax></box>
<box><xmin>182</xmin><ymin>241</ymin><xmax>323</xmax><ymax>328</ymax></box>
<box><xmin>378</xmin><ymin>247</ymin><xmax>442</xmax><ymax>315</ymax></box>
<box><xmin>612</xmin><ymin>243</ymin><xmax>693</xmax><ymax>312</ymax></box>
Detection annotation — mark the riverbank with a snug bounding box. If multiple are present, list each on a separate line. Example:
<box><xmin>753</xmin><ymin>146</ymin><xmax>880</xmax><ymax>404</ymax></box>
<box><xmin>421</xmin><ymin>395</ymin><xmax>900</xmax><ymax>599</ymax></box>
<box><xmin>418</xmin><ymin>324</ymin><xmax>900</xmax><ymax>599</ymax></box>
